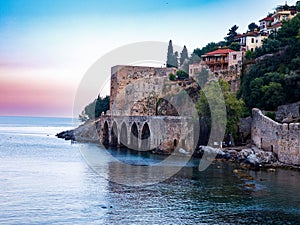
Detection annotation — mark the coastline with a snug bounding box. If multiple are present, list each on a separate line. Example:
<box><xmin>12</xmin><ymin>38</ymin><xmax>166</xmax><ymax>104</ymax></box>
<box><xmin>56</xmin><ymin>121</ymin><xmax>300</xmax><ymax>171</ymax></box>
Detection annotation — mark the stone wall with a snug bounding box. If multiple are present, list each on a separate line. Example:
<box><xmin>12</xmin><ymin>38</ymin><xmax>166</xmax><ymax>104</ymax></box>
<box><xmin>252</xmin><ymin>108</ymin><xmax>300</xmax><ymax>165</ymax></box>
<box><xmin>110</xmin><ymin>65</ymin><xmax>177</xmax><ymax>114</ymax></box>
<box><xmin>276</xmin><ymin>101</ymin><xmax>300</xmax><ymax>122</ymax></box>
<box><xmin>109</xmin><ymin>65</ymin><xmax>199</xmax><ymax>117</ymax></box>
<box><xmin>97</xmin><ymin>115</ymin><xmax>197</xmax><ymax>153</ymax></box>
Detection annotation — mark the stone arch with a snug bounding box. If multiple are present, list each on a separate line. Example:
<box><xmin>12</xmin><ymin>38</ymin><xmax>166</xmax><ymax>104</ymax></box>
<box><xmin>141</xmin><ymin>122</ymin><xmax>151</xmax><ymax>151</ymax></box>
<box><xmin>120</xmin><ymin>122</ymin><xmax>128</xmax><ymax>148</ymax></box>
<box><xmin>102</xmin><ymin>121</ymin><xmax>109</xmax><ymax>146</ymax></box>
<box><xmin>156</xmin><ymin>98</ymin><xmax>179</xmax><ymax>116</ymax></box>
<box><xmin>130</xmin><ymin>122</ymin><xmax>139</xmax><ymax>150</ymax></box>
<box><xmin>110</xmin><ymin>121</ymin><xmax>118</xmax><ymax>147</ymax></box>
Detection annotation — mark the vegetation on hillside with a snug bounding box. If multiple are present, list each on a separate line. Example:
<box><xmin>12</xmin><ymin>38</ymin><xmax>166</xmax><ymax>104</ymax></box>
<box><xmin>79</xmin><ymin>96</ymin><xmax>110</xmax><ymax>122</ymax></box>
<box><xmin>239</xmin><ymin>13</ymin><xmax>300</xmax><ymax>111</ymax></box>
<box><xmin>196</xmin><ymin>79</ymin><xmax>245</xmax><ymax>140</ymax></box>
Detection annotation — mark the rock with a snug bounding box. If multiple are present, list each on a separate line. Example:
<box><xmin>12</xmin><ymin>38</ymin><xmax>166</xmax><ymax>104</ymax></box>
<box><xmin>275</xmin><ymin>101</ymin><xmax>300</xmax><ymax>122</ymax></box>
<box><xmin>240</xmin><ymin>149</ymin><xmax>254</xmax><ymax>159</ymax></box>
<box><xmin>245</xmin><ymin>154</ymin><xmax>261</xmax><ymax>166</ymax></box>
<box><xmin>56</xmin><ymin>120</ymin><xmax>100</xmax><ymax>143</ymax></box>
<box><xmin>178</xmin><ymin>148</ymin><xmax>189</xmax><ymax>155</ymax></box>
<box><xmin>227</xmin><ymin>149</ymin><xmax>238</xmax><ymax>156</ymax></box>
<box><xmin>56</xmin><ymin>130</ymin><xmax>74</xmax><ymax>141</ymax></box>
<box><xmin>201</xmin><ymin>146</ymin><xmax>225</xmax><ymax>157</ymax></box>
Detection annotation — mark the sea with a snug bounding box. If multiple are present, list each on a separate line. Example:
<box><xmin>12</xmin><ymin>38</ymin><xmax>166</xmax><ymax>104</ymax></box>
<box><xmin>0</xmin><ymin>116</ymin><xmax>299</xmax><ymax>224</ymax></box>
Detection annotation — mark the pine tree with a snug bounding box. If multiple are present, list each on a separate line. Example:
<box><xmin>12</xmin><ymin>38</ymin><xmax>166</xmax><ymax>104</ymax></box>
<box><xmin>225</xmin><ymin>25</ymin><xmax>239</xmax><ymax>45</ymax></box>
<box><xmin>166</xmin><ymin>40</ymin><xmax>174</xmax><ymax>67</ymax></box>
<box><xmin>180</xmin><ymin>45</ymin><xmax>189</xmax><ymax>66</ymax></box>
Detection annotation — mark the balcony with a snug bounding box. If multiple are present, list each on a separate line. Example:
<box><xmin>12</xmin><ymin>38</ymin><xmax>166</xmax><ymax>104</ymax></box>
<box><xmin>204</xmin><ymin>59</ymin><xmax>228</xmax><ymax>65</ymax></box>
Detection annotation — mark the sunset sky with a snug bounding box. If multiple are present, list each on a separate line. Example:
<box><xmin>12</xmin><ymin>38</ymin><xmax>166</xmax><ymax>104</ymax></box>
<box><xmin>0</xmin><ymin>0</ymin><xmax>297</xmax><ymax>117</ymax></box>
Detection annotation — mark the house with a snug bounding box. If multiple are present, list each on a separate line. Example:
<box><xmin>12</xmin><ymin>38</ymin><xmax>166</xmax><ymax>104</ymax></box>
<box><xmin>259</xmin><ymin>16</ymin><xmax>273</xmax><ymax>34</ymax></box>
<box><xmin>266</xmin><ymin>3</ymin><xmax>298</xmax><ymax>34</ymax></box>
<box><xmin>200</xmin><ymin>47</ymin><xmax>243</xmax><ymax>73</ymax></box>
<box><xmin>189</xmin><ymin>63</ymin><xmax>203</xmax><ymax>77</ymax></box>
<box><xmin>235</xmin><ymin>31</ymin><xmax>268</xmax><ymax>52</ymax></box>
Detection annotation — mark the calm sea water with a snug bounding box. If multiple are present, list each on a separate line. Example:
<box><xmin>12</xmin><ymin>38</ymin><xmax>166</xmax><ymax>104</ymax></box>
<box><xmin>0</xmin><ymin>116</ymin><xmax>300</xmax><ymax>224</ymax></box>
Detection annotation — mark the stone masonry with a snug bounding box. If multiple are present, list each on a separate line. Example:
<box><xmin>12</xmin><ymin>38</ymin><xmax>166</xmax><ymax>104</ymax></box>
<box><xmin>97</xmin><ymin>65</ymin><xmax>200</xmax><ymax>153</ymax></box>
<box><xmin>252</xmin><ymin>108</ymin><xmax>300</xmax><ymax>165</ymax></box>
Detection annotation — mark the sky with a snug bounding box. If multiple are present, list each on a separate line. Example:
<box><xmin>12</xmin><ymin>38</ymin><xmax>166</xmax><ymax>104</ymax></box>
<box><xmin>0</xmin><ymin>0</ymin><xmax>298</xmax><ymax>117</ymax></box>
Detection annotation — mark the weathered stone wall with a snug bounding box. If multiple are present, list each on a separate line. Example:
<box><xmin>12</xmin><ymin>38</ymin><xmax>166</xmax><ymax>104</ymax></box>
<box><xmin>97</xmin><ymin>115</ymin><xmax>197</xmax><ymax>153</ymax></box>
<box><xmin>110</xmin><ymin>65</ymin><xmax>177</xmax><ymax>115</ymax></box>
<box><xmin>99</xmin><ymin>65</ymin><xmax>202</xmax><ymax>153</ymax></box>
<box><xmin>252</xmin><ymin>108</ymin><xmax>300</xmax><ymax>165</ymax></box>
<box><xmin>276</xmin><ymin>101</ymin><xmax>300</xmax><ymax>122</ymax></box>
<box><xmin>109</xmin><ymin>65</ymin><xmax>199</xmax><ymax>118</ymax></box>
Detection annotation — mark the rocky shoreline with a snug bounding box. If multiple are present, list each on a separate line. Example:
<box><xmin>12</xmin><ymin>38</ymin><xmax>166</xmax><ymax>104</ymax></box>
<box><xmin>56</xmin><ymin>120</ymin><xmax>99</xmax><ymax>143</ymax></box>
<box><xmin>194</xmin><ymin>146</ymin><xmax>300</xmax><ymax>171</ymax></box>
<box><xmin>56</xmin><ymin>121</ymin><xmax>300</xmax><ymax>171</ymax></box>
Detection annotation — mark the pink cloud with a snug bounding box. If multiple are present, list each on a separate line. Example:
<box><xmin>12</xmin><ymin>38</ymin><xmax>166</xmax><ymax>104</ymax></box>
<box><xmin>0</xmin><ymin>79</ymin><xmax>77</xmax><ymax>117</ymax></box>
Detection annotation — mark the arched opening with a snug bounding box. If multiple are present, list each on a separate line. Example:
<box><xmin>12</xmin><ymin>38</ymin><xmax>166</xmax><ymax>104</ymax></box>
<box><xmin>130</xmin><ymin>122</ymin><xmax>139</xmax><ymax>150</ymax></box>
<box><xmin>174</xmin><ymin>139</ymin><xmax>177</xmax><ymax>148</ymax></box>
<box><xmin>156</xmin><ymin>98</ymin><xmax>179</xmax><ymax>116</ymax></box>
<box><xmin>120</xmin><ymin>122</ymin><xmax>128</xmax><ymax>148</ymax></box>
<box><xmin>141</xmin><ymin>123</ymin><xmax>151</xmax><ymax>151</ymax></box>
<box><xmin>102</xmin><ymin>121</ymin><xmax>109</xmax><ymax>146</ymax></box>
<box><xmin>110</xmin><ymin>121</ymin><xmax>118</xmax><ymax>147</ymax></box>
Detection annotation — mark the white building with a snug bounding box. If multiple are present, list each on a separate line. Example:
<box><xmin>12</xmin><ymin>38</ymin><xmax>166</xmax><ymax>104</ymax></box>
<box><xmin>235</xmin><ymin>32</ymin><xmax>268</xmax><ymax>52</ymax></box>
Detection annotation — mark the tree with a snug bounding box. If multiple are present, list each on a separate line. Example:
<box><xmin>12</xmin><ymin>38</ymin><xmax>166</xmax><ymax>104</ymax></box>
<box><xmin>196</xmin><ymin>80</ymin><xmax>245</xmax><ymax>141</ymax></box>
<box><xmin>180</xmin><ymin>45</ymin><xmax>189</xmax><ymax>66</ymax></box>
<box><xmin>193</xmin><ymin>42</ymin><xmax>218</xmax><ymax>57</ymax></box>
<box><xmin>248</xmin><ymin>22</ymin><xmax>259</xmax><ymax>32</ymax></box>
<box><xmin>229</xmin><ymin>42</ymin><xmax>241</xmax><ymax>51</ymax></box>
<box><xmin>174</xmin><ymin>51</ymin><xmax>179</xmax><ymax>68</ymax></box>
<box><xmin>176</xmin><ymin>70</ymin><xmax>189</xmax><ymax>80</ymax></box>
<box><xmin>297</xmin><ymin>1</ymin><xmax>300</xmax><ymax>12</ymax></box>
<box><xmin>167</xmin><ymin>40</ymin><xmax>174</xmax><ymax>67</ymax></box>
<box><xmin>166</xmin><ymin>40</ymin><xmax>178</xmax><ymax>68</ymax></box>
<box><xmin>169</xmin><ymin>73</ymin><xmax>176</xmax><ymax>81</ymax></box>
<box><xmin>261</xmin><ymin>82</ymin><xmax>284</xmax><ymax>110</ymax></box>
<box><xmin>79</xmin><ymin>96</ymin><xmax>110</xmax><ymax>122</ymax></box>
<box><xmin>189</xmin><ymin>53</ymin><xmax>201</xmax><ymax>64</ymax></box>
<box><xmin>240</xmin><ymin>14</ymin><xmax>300</xmax><ymax>111</ymax></box>
<box><xmin>244</xmin><ymin>50</ymin><xmax>256</xmax><ymax>60</ymax></box>
<box><xmin>225</xmin><ymin>25</ymin><xmax>239</xmax><ymax>45</ymax></box>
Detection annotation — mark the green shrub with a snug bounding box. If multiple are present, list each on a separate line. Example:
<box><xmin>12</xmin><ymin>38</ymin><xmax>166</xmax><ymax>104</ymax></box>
<box><xmin>168</xmin><ymin>73</ymin><xmax>176</xmax><ymax>81</ymax></box>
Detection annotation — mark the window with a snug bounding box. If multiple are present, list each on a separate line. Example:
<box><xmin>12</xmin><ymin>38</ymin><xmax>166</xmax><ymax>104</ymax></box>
<box><xmin>251</xmin><ymin>38</ymin><xmax>254</xmax><ymax>43</ymax></box>
<box><xmin>251</xmin><ymin>48</ymin><xmax>254</xmax><ymax>52</ymax></box>
<box><xmin>233</xmin><ymin>54</ymin><xmax>237</xmax><ymax>60</ymax></box>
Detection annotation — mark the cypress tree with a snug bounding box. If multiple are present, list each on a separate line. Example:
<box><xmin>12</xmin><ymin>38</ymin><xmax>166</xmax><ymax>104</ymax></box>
<box><xmin>180</xmin><ymin>45</ymin><xmax>189</xmax><ymax>66</ymax></box>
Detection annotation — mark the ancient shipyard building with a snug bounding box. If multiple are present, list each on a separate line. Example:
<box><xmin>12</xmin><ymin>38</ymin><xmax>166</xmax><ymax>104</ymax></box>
<box><xmin>96</xmin><ymin>65</ymin><xmax>199</xmax><ymax>153</ymax></box>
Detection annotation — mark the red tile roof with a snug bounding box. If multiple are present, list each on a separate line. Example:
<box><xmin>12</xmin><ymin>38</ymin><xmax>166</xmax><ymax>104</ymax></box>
<box><xmin>269</xmin><ymin>23</ymin><xmax>282</xmax><ymax>29</ymax></box>
<box><xmin>202</xmin><ymin>48</ymin><xmax>236</xmax><ymax>56</ymax></box>
<box><xmin>259</xmin><ymin>16</ymin><xmax>274</xmax><ymax>22</ymax></box>
<box><xmin>235</xmin><ymin>31</ymin><xmax>260</xmax><ymax>38</ymax></box>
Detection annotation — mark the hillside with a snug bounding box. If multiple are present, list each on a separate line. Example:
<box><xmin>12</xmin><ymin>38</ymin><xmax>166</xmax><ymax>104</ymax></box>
<box><xmin>239</xmin><ymin>13</ymin><xmax>300</xmax><ymax>111</ymax></box>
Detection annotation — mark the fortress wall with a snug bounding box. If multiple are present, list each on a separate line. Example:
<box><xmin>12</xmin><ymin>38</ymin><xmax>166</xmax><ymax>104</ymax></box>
<box><xmin>252</xmin><ymin>108</ymin><xmax>300</xmax><ymax>165</ymax></box>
